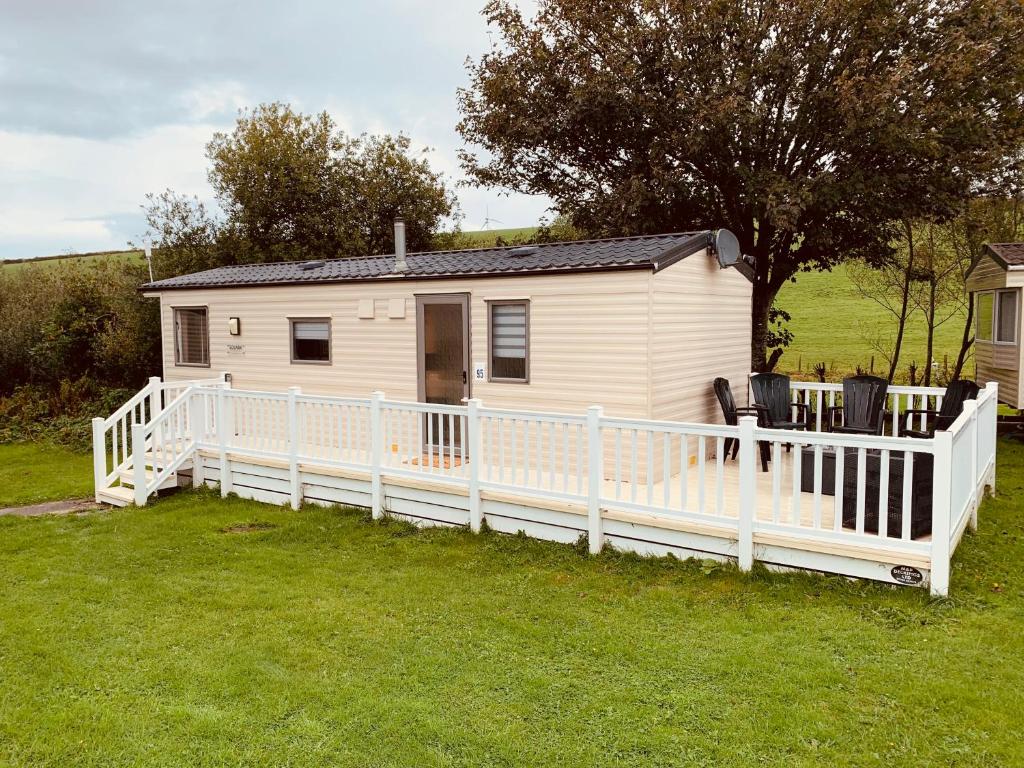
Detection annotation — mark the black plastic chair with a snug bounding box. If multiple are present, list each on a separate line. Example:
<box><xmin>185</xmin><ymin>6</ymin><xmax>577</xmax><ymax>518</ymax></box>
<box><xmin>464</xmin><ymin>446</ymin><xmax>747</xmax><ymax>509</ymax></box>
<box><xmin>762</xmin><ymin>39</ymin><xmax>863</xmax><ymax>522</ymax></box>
<box><xmin>827</xmin><ymin>375</ymin><xmax>889</xmax><ymax>435</ymax></box>
<box><xmin>749</xmin><ymin>373</ymin><xmax>812</xmax><ymax>431</ymax></box>
<box><xmin>899</xmin><ymin>379</ymin><xmax>980</xmax><ymax>438</ymax></box>
<box><xmin>713</xmin><ymin>377</ymin><xmax>769</xmax><ymax>470</ymax></box>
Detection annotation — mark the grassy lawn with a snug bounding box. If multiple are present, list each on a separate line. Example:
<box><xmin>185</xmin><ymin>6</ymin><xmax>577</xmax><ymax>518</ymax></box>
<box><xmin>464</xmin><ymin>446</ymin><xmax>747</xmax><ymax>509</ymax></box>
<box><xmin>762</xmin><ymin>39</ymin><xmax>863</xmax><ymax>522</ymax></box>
<box><xmin>0</xmin><ymin>442</ymin><xmax>1021</xmax><ymax>766</ymax></box>
<box><xmin>0</xmin><ymin>443</ymin><xmax>93</xmax><ymax>507</ymax></box>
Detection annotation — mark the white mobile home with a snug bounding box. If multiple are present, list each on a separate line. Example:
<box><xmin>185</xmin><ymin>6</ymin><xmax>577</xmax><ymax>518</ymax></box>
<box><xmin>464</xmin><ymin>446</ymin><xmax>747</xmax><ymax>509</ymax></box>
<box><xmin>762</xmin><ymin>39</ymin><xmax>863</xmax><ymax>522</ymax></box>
<box><xmin>966</xmin><ymin>243</ymin><xmax>1024</xmax><ymax>408</ymax></box>
<box><xmin>142</xmin><ymin>228</ymin><xmax>755</xmax><ymax>423</ymax></box>
<box><xmin>92</xmin><ymin>226</ymin><xmax>999</xmax><ymax>595</ymax></box>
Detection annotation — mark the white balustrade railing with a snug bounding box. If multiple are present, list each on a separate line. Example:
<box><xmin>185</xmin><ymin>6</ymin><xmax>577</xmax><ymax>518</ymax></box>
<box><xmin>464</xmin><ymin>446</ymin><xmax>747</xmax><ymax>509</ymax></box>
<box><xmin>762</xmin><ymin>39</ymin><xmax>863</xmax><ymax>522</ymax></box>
<box><xmin>95</xmin><ymin>378</ymin><xmax>1000</xmax><ymax>595</ymax></box>
<box><xmin>598</xmin><ymin>418</ymin><xmax>739</xmax><ymax>525</ymax></box>
<box><xmin>478</xmin><ymin>407</ymin><xmax>588</xmax><ymax>502</ymax></box>
<box><xmin>781</xmin><ymin>380</ymin><xmax>948</xmax><ymax>434</ymax></box>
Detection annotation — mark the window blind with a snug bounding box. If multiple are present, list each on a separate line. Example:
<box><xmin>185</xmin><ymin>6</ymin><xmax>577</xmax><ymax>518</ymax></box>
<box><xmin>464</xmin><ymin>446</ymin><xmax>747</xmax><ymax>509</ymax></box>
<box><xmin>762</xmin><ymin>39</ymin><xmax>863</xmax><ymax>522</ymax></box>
<box><xmin>491</xmin><ymin>303</ymin><xmax>527</xmax><ymax>358</ymax></box>
<box><xmin>293</xmin><ymin>321</ymin><xmax>330</xmax><ymax>340</ymax></box>
<box><xmin>490</xmin><ymin>302</ymin><xmax>528</xmax><ymax>381</ymax></box>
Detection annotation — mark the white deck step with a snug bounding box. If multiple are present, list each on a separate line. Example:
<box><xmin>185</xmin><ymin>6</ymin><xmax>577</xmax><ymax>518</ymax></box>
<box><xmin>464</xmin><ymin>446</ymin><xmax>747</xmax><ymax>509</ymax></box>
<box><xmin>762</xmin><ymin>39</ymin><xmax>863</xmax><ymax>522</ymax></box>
<box><xmin>117</xmin><ymin>467</ymin><xmax>179</xmax><ymax>491</ymax></box>
<box><xmin>97</xmin><ymin>486</ymin><xmax>135</xmax><ymax>507</ymax></box>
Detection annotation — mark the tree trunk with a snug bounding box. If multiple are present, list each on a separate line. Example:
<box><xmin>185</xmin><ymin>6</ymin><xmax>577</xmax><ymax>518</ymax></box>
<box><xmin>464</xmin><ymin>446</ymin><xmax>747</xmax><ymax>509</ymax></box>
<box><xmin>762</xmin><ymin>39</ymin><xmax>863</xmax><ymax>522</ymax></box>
<box><xmin>953</xmin><ymin>293</ymin><xmax>975</xmax><ymax>381</ymax></box>
<box><xmin>923</xmin><ymin>278</ymin><xmax>936</xmax><ymax>386</ymax></box>
<box><xmin>887</xmin><ymin>220</ymin><xmax>916</xmax><ymax>383</ymax></box>
<box><xmin>750</xmin><ymin>280</ymin><xmax>783</xmax><ymax>373</ymax></box>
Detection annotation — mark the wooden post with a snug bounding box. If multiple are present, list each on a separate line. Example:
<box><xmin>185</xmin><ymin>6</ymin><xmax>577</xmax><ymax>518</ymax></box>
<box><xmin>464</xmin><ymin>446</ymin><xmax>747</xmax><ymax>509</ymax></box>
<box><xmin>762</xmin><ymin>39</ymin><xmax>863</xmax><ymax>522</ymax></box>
<box><xmin>92</xmin><ymin>417</ymin><xmax>106</xmax><ymax>503</ymax></box>
<box><xmin>218</xmin><ymin>388</ymin><xmax>232</xmax><ymax>497</ymax></box>
<box><xmin>737</xmin><ymin>415</ymin><xmax>757</xmax><ymax>571</ymax></box>
<box><xmin>467</xmin><ymin>398</ymin><xmax>483</xmax><ymax>533</ymax></box>
<box><xmin>930</xmin><ymin>429</ymin><xmax>953</xmax><ymax>597</ymax></box>
<box><xmin>131</xmin><ymin>423</ymin><xmax>148</xmax><ymax>506</ymax></box>
<box><xmin>370</xmin><ymin>391</ymin><xmax>385</xmax><ymax>519</ymax></box>
<box><xmin>586</xmin><ymin>405</ymin><xmax>604</xmax><ymax>555</ymax></box>
<box><xmin>287</xmin><ymin>386</ymin><xmax>301</xmax><ymax>511</ymax></box>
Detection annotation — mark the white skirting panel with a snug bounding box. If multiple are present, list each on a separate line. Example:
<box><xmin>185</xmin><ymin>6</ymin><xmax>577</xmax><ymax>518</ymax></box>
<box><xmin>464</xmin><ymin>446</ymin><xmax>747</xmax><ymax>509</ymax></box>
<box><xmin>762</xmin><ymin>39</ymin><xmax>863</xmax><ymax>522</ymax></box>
<box><xmin>191</xmin><ymin>450</ymin><xmax>934</xmax><ymax>588</ymax></box>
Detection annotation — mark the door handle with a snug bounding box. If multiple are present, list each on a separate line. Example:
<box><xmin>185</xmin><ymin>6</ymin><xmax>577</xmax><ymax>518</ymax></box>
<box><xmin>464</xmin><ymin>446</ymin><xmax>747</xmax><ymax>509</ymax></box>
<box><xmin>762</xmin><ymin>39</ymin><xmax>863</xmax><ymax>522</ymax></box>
<box><xmin>462</xmin><ymin>370</ymin><xmax>468</xmax><ymax>384</ymax></box>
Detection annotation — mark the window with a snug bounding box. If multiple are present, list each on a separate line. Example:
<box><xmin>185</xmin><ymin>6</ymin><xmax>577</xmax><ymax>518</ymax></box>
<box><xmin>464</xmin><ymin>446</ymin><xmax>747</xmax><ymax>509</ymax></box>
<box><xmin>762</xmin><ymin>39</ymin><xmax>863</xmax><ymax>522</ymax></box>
<box><xmin>488</xmin><ymin>300</ymin><xmax>529</xmax><ymax>382</ymax></box>
<box><xmin>290</xmin><ymin>318</ymin><xmax>331</xmax><ymax>363</ymax></box>
<box><xmin>173</xmin><ymin>307</ymin><xmax>209</xmax><ymax>367</ymax></box>
<box><xmin>996</xmin><ymin>290</ymin><xmax>1019</xmax><ymax>344</ymax></box>
<box><xmin>976</xmin><ymin>290</ymin><xmax>1019</xmax><ymax>345</ymax></box>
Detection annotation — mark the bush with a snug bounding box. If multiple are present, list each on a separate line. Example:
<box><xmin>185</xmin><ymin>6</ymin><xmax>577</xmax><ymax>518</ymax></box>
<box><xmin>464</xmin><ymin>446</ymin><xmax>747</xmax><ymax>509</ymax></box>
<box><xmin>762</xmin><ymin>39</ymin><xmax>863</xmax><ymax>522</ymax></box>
<box><xmin>0</xmin><ymin>380</ymin><xmax>136</xmax><ymax>450</ymax></box>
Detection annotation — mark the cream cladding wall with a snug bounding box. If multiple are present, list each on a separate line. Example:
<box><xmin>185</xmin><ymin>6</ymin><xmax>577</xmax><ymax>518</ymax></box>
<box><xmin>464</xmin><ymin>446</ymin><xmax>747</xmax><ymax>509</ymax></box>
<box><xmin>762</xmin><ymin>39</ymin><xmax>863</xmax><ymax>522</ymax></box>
<box><xmin>651</xmin><ymin>249</ymin><xmax>753</xmax><ymax>425</ymax></box>
<box><xmin>159</xmin><ymin>269</ymin><xmax>658</xmax><ymax>419</ymax></box>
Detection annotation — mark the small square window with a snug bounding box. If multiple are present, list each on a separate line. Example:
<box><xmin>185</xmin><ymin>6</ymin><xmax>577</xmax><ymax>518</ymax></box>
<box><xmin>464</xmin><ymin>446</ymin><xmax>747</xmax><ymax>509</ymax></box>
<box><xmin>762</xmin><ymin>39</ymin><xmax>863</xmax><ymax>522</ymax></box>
<box><xmin>291</xmin><ymin>318</ymin><xmax>331</xmax><ymax>363</ymax></box>
<box><xmin>488</xmin><ymin>301</ymin><xmax>529</xmax><ymax>382</ymax></box>
<box><xmin>173</xmin><ymin>307</ymin><xmax>209</xmax><ymax>367</ymax></box>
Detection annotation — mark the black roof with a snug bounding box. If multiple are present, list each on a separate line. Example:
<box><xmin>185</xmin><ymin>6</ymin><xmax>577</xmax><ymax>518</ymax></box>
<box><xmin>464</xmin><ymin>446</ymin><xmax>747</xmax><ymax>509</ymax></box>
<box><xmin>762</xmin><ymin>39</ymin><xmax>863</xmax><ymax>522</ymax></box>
<box><xmin>141</xmin><ymin>231</ymin><xmax>716</xmax><ymax>291</ymax></box>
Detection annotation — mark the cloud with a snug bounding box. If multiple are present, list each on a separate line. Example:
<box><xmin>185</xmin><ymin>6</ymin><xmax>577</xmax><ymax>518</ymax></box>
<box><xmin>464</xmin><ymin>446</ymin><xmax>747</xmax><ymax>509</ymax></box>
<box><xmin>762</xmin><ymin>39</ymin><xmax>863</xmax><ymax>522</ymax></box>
<box><xmin>0</xmin><ymin>0</ymin><xmax>551</xmax><ymax>259</ymax></box>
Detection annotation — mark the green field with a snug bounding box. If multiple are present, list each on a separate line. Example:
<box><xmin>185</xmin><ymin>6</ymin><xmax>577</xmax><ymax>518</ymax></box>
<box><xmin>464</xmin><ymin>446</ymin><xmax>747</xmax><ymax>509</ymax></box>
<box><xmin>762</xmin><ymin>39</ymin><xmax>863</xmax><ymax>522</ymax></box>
<box><xmin>775</xmin><ymin>264</ymin><xmax>967</xmax><ymax>379</ymax></box>
<box><xmin>0</xmin><ymin>439</ymin><xmax>1022</xmax><ymax>766</ymax></box>
<box><xmin>0</xmin><ymin>249</ymin><xmax>144</xmax><ymax>273</ymax></box>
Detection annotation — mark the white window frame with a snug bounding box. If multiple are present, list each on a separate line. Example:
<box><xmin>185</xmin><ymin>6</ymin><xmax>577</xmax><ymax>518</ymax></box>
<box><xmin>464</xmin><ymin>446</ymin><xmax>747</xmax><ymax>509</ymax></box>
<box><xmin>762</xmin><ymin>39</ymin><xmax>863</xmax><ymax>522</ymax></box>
<box><xmin>173</xmin><ymin>306</ymin><xmax>210</xmax><ymax>368</ymax></box>
<box><xmin>994</xmin><ymin>289</ymin><xmax>1020</xmax><ymax>345</ymax></box>
<box><xmin>289</xmin><ymin>317</ymin><xmax>332</xmax><ymax>365</ymax></box>
<box><xmin>977</xmin><ymin>289</ymin><xmax>1019</xmax><ymax>346</ymax></box>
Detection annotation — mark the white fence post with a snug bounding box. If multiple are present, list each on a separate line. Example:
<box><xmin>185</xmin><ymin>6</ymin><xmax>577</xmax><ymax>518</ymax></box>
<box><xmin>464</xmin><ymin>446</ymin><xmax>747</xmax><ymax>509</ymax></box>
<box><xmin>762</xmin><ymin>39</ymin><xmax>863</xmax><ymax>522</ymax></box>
<box><xmin>217</xmin><ymin>388</ymin><xmax>232</xmax><ymax>497</ymax></box>
<box><xmin>131</xmin><ymin>423</ymin><xmax>148</xmax><ymax>506</ymax></box>
<box><xmin>147</xmin><ymin>376</ymin><xmax>161</xmax><ymax>421</ymax></box>
<box><xmin>930</xmin><ymin>430</ymin><xmax>953</xmax><ymax>597</ymax></box>
<box><xmin>188</xmin><ymin>390</ymin><xmax>206</xmax><ymax>488</ymax></box>
<box><xmin>370</xmin><ymin>391</ymin><xmax>385</xmax><ymax>519</ymax></box>
<box><xmin>986</xmin><ymin>381</ymin><xmax>998</xmax><ymax>495</ymax></box>
<box><xmin>587</xmin><ymin>405</ymin><xmax>604</xmax><ymax>555</ymax></box>
<box><xmin>964</xmin><ymin>399</ymin><xmax>979</xmax><ymax>531</ymax></box>
<box><xmin>467</xmin><ymin>398</ymin><xmax>483</xmax><ymax>533</ymax></box>
<box><xmin>737</xmin><ymin>415</ymin><xmax>757</xmax><ymax>571</ymax></box>
<box><xmin>91</xmin><ymin>417</ymin><xmax>106</xmax><ymax>502</ymax></box>
<box><xmin>287</xmin><ymin>386</ymin><xmax>301</xmax><ymax>511</ymax></box>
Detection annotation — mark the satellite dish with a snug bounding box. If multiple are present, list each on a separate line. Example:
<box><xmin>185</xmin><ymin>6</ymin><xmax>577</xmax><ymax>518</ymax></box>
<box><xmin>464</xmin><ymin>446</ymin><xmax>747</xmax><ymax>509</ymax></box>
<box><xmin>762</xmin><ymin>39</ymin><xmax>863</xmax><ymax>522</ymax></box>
<box><xmin>713</xmin><ymin>229</ymin><xmax>741</xmax><ymax>268</ymax></box>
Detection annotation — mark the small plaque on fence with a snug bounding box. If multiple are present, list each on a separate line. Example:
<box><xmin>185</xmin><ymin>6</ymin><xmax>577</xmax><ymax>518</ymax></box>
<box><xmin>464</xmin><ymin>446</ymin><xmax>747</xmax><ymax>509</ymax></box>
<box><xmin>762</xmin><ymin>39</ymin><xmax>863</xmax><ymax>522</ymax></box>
<box><xmin>891</xmin><ymin>565</ymin><xmax>923</xmax><ymax>585</ymax></box>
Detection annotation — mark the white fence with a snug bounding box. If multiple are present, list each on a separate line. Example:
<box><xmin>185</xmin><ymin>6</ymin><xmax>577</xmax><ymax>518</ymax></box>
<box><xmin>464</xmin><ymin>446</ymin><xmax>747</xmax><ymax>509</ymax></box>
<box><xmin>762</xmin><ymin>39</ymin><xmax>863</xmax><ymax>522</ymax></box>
<box><xmin>94</xmin><ymin>378</ymin><xmax>999</xmax><ymax>596</ymax></box>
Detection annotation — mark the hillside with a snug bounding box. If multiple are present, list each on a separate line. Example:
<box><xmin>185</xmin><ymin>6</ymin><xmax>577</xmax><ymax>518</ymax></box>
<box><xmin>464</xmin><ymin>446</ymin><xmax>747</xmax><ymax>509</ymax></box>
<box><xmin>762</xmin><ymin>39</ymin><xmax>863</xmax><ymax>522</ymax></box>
<box><xmin>0</xmin><ymin>249</ymin><xmax>144</xmax><ymax>273</ymax></box>
<box><xmin>1</xmin><ymin>231</ymin><xmax>967</xmax><ymax>380</ymax></box>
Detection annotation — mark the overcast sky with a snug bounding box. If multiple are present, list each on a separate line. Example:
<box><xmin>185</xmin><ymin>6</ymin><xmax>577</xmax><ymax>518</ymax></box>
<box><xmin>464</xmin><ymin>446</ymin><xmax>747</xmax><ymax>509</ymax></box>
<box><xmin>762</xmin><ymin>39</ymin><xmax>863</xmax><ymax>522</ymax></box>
<box><xmin>0</xmin><ymin>0</ymin><xmax>551</xmax><ymax>260</ymax></box>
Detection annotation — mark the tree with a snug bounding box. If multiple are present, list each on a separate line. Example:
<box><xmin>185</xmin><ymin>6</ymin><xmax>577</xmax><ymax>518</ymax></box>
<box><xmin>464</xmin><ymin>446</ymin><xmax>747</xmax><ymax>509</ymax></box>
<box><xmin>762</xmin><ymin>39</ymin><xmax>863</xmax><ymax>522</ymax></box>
<box><xmin>138</xmin><ymin>190</ymin><xmax>220</xmax><ymax>279</ymax></box>
<box><xmin>946</xmin><ymin>189</ymin><xmax>1024</xmax><ymax>378</ymax></box>
<box><xmin>206</xmin><ymin>103</ymin><xmax>459</xmax><ymax>262</ymax></box>
<box><xmin>458</xmin><ymin>0</ymin><xmax>1024</xmax><ymax>369</ymax></box>
<box><xmin>847</xmin><ymin>224</ymin><xmax>920</xmax><ymax>383</ymax></box>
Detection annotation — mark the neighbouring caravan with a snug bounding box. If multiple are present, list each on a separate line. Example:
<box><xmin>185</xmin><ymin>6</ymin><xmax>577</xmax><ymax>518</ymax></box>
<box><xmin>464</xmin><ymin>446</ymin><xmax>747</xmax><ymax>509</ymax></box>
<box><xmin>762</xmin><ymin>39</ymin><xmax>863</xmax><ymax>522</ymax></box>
<box><xmin>141</xmin><ymin>225</ymin><xmax>754</xmax><ymax>424</ymax></box>
<box><xmin>966</xmin><ymin>243</ymin><xmax>1024</xmax><ymax>409</ymax></box>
